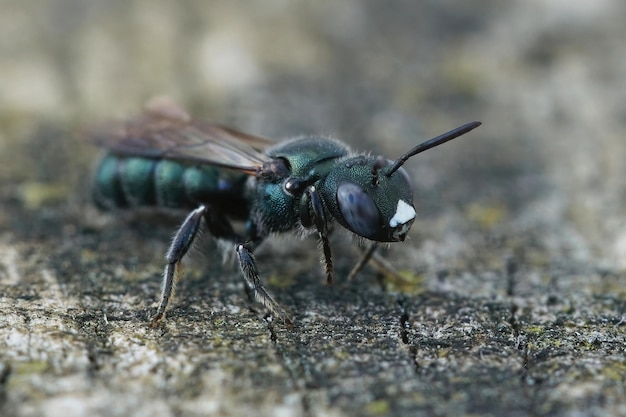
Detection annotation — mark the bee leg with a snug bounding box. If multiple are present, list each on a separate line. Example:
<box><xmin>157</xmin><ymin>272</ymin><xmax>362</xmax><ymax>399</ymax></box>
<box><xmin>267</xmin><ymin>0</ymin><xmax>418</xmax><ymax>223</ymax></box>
<box><xmin>203</xmin><ymin>205</ymin><xmax>240</xmax><ymax>241</ymax></box>
<box><xmin>347</xmin><ymin>243</ymin><xmax>379</xmax><ymax>281</ymax></box>
<box><xmin>368</xmin><ymin>251</ymin><xmax>411</xmax><ymax>286</ymax></box>
<box><xmin>236</xmin><ymin>243</ymin><xmax>294</xmax><ymax>327</ymax></box>
<box><xmin>203</xmin><ymin>207</ymin><xmax>275</xmax><ymax>307</ymax></box>
<box><xmin>304</xmin><ymin>186</ymin><xmax>334</xmax><ymax>285</ymax></box>
<box><xmin>151</xmin><ymin>205</ymin><xmax>207</xmax><ymax>324</ymax></box>
<box><xmin>348</xmin><ymin>243</ymin><xmax>411</xmax><ymax>286</ymax></box>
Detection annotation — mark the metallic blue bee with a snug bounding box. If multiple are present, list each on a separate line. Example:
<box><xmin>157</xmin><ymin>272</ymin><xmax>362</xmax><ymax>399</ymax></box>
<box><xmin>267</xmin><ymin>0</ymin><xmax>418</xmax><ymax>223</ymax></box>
<box><xmin>92</xmin><ymin>99</ymin><xmax>481</xmax><ymax>325</ymax></box>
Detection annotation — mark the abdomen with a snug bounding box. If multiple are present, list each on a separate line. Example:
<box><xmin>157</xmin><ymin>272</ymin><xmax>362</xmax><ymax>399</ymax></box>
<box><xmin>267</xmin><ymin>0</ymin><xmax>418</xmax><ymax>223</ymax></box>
<box><xmin>93</xmin><ymin>154</ymin><xmax>250</xmax><ymax>216</ymax></box>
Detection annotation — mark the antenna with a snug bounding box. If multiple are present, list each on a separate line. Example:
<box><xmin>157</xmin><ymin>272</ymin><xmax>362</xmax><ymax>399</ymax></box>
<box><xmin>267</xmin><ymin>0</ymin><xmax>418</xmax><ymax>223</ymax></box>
<box><xmin>385</xmin><ymin>121</ymin><xmax>482</xmax><ymax>177</ymax></box>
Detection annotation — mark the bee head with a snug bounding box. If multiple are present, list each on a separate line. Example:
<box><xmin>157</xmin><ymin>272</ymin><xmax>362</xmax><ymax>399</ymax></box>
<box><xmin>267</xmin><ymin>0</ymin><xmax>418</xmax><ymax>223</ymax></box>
<box><xmin>321</xmin><ymin>121</ymin><xmax>481</xmax><ymax>242</ymax></box>
<box><xmin>322</xmin><ymin>156</ymin><xmax>416</xmax><ymax>242</ymax></box>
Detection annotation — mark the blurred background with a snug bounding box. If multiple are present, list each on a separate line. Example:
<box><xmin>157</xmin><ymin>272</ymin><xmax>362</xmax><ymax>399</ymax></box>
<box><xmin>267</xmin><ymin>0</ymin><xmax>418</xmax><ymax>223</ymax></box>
<box><xmin>1</xmin><ymin>2</ymin><xmax>626</xmax><ymax>416</ymax></box>
<box><xmin>1</xmin><ymin>0</ymin><xmax>625</xmax><ymax>269</ymax></box>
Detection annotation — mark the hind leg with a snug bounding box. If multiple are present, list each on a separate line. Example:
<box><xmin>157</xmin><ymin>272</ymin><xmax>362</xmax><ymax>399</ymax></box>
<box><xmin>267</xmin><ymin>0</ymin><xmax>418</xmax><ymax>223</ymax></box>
<box><xmin>151</xmin><ymin>205</ymin><xmax>208</xmax><ymax>324</ymax></box>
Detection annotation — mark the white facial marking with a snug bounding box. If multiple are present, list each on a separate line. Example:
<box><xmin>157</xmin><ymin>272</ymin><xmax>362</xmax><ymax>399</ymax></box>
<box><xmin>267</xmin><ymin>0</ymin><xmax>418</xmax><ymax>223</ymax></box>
<box><xmin>389</xmin><ymin>200</ymin><xmax>416</xmax><ymax>227</ymax></box>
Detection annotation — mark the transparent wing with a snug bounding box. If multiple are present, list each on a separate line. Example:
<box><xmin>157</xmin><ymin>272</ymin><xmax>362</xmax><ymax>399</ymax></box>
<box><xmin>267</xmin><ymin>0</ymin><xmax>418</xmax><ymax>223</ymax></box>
<box><xmin>91</xmin><ymin>101</ymin><xmax>274</xmax><ymax>174</ymax></box>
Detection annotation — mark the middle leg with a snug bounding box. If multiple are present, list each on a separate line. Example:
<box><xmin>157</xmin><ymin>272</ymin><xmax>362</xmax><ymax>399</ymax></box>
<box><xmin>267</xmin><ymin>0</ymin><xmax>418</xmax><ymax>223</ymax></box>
<box><xmin>205</xmin><ymin>206</ymin><xmax>292</xmax><ymax>326</ymax></box>
<box><xmin>236</xmin><ymin>243</ymin><xmax>293</xmax><ymax>327</ymax></box>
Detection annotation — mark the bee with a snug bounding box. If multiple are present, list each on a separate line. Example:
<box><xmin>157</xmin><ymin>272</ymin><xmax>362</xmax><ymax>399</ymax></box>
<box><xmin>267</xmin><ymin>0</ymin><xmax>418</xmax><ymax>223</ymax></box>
<box><xmin>92</xmin><ymin>98</ymin><xmax>481</xmax><ymax>325</ymax></box>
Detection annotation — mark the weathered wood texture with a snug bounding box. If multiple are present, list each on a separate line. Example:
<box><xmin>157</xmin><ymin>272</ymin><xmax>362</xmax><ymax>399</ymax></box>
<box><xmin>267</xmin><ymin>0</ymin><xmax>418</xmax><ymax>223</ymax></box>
<box><xmin>1</xmin><ymin>2</ymin><xmax>625</xmax><ymax>416</ymax></box>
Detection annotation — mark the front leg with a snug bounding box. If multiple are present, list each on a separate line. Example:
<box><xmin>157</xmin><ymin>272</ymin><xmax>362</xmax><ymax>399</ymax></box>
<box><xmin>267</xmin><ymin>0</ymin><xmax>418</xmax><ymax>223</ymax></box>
<box><xmin>236</xmin><ymin>243</ymin><xmax>293</xmax><ymax>327</ymax></box>
<box><xmin>347</xmin><ymin>242</ymin><xmax>379</xmax><ymax>281</ymax></box>
<box><xmin>303</xmin><ymin>186</ymin><xmax>334</xmax><ymax>285</ymax></box>
<box><xmin>152</xmin><ymin>205</ymin><xmax>207</xmax><ymax>324</ymax></box>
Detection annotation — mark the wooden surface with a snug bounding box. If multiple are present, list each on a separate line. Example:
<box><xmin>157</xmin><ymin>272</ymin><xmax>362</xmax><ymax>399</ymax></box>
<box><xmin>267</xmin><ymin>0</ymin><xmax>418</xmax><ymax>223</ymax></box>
<box><xmin>1</xmin><ymin>2</ymin><xmax>625</xmax><ymax>416</ymax></box>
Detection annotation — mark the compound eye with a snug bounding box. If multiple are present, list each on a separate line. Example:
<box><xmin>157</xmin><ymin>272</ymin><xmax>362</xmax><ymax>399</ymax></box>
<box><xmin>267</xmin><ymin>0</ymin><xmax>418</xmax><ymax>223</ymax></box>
<box><xmin>337</xmin><ymin>182</ymin><xmax>381</xmax><ymax>238</ymax></box>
